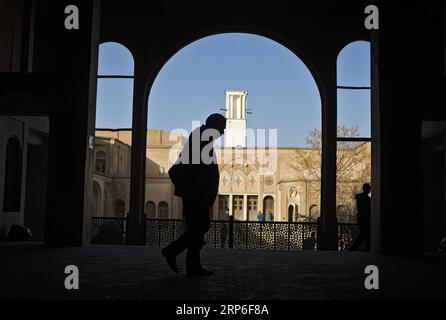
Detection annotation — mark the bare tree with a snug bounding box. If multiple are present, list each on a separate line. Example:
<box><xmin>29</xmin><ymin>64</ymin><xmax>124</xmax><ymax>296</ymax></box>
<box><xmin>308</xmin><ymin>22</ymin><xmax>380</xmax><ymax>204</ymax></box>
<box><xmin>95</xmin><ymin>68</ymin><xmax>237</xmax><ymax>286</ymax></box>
<box><xmin>292</xmin><ymin>126</ymin><xmax>371</xmax><ymax>222</ymax></box>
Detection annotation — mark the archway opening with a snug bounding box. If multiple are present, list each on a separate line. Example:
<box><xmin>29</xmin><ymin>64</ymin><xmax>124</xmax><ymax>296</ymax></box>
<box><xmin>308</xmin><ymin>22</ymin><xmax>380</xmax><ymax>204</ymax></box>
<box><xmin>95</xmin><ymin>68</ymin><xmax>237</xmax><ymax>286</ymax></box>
<box><xmin>288</xmin><ymin>204</ymin><xmax>294</xmax><ymax>222</ymax></box>
<box><xmin>336</xmin><ymin>40</ymin><xmax>372</xmax><ymax>227</ymax></box>
<box><xmin>309</xmin><ymin>204</ymin><xmax>320</xmax><ymax>221</ymax></box>
<box><xmin>92</xmin><ymin>42</ymin><xmax>134</xmax><ymax>220</ymax></box>
<box><xmin>158</xmin><ymin>201</ymin><xmax>169</xmax><ymax>219</ymax></box>
<box><xmin>146</xmin><ymin>33</ymin><xmax>322</xmax><ymax>223</ymax></box>
<box><xmin>263</xmin><ymin>196</ymin><xmax>275</xmax><ymax>221</ymax></box>
<box><xmin>145</xmin><ymin>201</ymin><xmax>156</xmax><ymax>219</ymax></box>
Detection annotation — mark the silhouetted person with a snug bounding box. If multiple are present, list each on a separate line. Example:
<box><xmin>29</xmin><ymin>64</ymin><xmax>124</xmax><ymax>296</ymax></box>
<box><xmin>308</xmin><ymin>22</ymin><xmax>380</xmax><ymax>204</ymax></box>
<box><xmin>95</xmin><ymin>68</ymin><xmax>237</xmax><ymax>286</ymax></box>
<box><xmin>162</xmin><ymin>113</ymin><xmax>226</xmax><ymax>276</ymax></box>
<box><xmin>257</xmin><ymin>211</ymin><xmax>264</xmax><ymax>222</ymax></box>
<box><xmin>349</xmin><ymin>183</ymin><xmax>371</xmax><ymax>251</ymax></box>
<box><xmin>268</xmin><ymin>211</ymin><xmax>274</xmax><ymax>222</ymax></box>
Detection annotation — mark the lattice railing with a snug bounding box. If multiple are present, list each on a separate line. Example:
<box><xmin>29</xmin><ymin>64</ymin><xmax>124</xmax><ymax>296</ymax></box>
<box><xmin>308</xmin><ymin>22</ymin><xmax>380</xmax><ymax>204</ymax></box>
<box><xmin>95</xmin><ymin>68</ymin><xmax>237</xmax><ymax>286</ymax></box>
<box><xmin>91</xmin><ymin>217</ymin><xmax>125</xmax><ymax>245</ymax></box>
<box><xmin>146</xmin><ymin>219</ymin><xmax>321</xmax><ymax>250</ymax></box>
<box><xmin>91</xmin><ymin>217</ymin><xmax>360</xmax><ymax>250</ymax></box>
<box><xmin>338</xmin><ymin>223</ymin><xmax>361</xmax><ymax>250</ymax></box>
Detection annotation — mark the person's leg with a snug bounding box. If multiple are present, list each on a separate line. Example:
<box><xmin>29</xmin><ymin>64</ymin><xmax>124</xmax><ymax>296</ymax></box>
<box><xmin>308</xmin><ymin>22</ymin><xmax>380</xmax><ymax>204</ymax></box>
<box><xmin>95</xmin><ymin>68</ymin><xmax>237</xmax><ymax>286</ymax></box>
<box><xmin>186</xmin><ymin>207</ymin><xmax>211</xmax><ymax>275</ymax></box>
<box><xmin>163</xmin><ymin>230</ymin><xmax>189</xmax><ymax>256</ymax></box>
<box><xmin>161</xmin><ymin>203</ymin><xmax>192</xmax><ymax>273</ymax></box>
<box><xmin>186</xmin><ymin>227</ymin><xmax>206</xmax><ymax>271</ymax></box>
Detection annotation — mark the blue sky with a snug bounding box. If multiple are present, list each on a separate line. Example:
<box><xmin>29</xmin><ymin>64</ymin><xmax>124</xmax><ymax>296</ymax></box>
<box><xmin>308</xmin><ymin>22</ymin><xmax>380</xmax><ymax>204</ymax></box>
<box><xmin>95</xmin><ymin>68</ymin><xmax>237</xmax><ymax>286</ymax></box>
<box><xmin>96</xmin><ymin>34</ymin><xmax>370</xmax><ymax>147</ymax></box>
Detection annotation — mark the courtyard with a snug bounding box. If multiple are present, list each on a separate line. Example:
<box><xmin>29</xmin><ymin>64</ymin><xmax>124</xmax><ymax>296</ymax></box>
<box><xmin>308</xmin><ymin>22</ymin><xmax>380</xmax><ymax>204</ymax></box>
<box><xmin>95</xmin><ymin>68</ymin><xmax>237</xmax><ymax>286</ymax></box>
<box><xmin>1</xmin><ymin>243</ymin><xmax>445</xmax><ymax>300</ymax></box>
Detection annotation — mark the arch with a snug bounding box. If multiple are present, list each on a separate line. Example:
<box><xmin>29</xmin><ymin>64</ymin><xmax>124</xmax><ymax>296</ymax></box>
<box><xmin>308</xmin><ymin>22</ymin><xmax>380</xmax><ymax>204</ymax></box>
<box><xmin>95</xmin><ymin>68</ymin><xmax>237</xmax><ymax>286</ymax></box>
<box><xmin>96</xmin><ymin>41</ymin><xmax>135</xmax><ymax>129</ymax></box>
<box><xmin>145</xmin><ymin>201</ymin><xmax>156</xmax><ymax>219</ymax></box>
<box><xmin>158</xmin><ymin>201</ymin><xmax>169</xmax><ymax>219</ymax></box>
<box><xmin>92</xmin><ymin>181</ymin><xmax>103</xmax><ymax>217</ymax></box>
<box><xmin>337</xmin><ymin>40</ymin><xmax>371</xmax><ymax>87</ymax></box>
<box><xmin>145</xmin><ymin>32</ymin><xmax>324</xmax><ymax>225</ymax></box>
<box><xmin>146</xmin><ymin>33</ymin><xmax>322</xmax><ymax>148</ymax></box>
<box><xmin>3</xmin><ymin>136</ymin><xmax>22</xmax><ymax>212</ymax></box>
<box><xmin>336</xmin><ymin>40</ymin><xmax>372</xmax><ymax>227</ymax></box>
<box><xmin>336</xmin><ymin>40</ymin><xmax>371</xmax><ymax>138</ymax></box>
<box><xmin>95</xmin><ymin>150</ymin><xmax>107</xmax><ymax>174</ymax></box>
<box><xmin>309</xmin><ymin>204</ymin><xmax>320</xmax><ymax>220</ymax></box>
<box><xmin>145</xmin><ymin>31</ymin><xmax>324</xmax><ymax>102</ymax></box>
<box><xmin>113</xmin><ymin>199</ymin><xmax>125</xmax><ymax>218</ymax></box>
<box><xmin>263</xmin><ymin>196</ymin><xmax>274</xmax><ymax>221</ymax></box>
<box><xmin>98</xmin><ymin>42</ymin><xmax>134</xmax><ymax>76</ymax></box>
<box><xmin>288</xmin><ymin>204</ymin><xmax>294</xmax><ymax>222</ymax></box>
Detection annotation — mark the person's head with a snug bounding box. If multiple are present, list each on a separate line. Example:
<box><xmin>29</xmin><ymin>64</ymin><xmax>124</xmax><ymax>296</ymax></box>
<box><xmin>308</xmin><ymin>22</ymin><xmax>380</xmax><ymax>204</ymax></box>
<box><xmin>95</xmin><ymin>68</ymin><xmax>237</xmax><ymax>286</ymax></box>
<box><xmin>362</xmin><ymin>183</ymin><xmax>371</xmax><ymax>195</ymax></box>
<box><xmin>205</xmin><ymin>113</ymin><xmax>226</xmax><ymax>136</ymax></box>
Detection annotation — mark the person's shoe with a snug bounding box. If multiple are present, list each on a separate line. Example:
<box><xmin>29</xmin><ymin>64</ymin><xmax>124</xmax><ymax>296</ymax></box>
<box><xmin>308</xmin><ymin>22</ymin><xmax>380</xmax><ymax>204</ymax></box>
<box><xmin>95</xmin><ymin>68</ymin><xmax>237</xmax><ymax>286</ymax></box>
<box><xmin>186</xmin><ymin>268</ymin><xmax>214</xmax><ymax>277</ymax></box>
<box><xmin>161</xmin><ymin>248</ymin><xmax>179</xmax><ymax>273</ymax></box>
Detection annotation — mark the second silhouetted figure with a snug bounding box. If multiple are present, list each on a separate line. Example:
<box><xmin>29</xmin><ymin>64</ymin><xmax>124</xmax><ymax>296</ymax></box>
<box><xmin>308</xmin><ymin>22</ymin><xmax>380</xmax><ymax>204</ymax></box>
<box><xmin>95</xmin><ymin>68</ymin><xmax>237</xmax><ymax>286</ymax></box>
<box><xmin>162</xmin><ymin>113</ymin><xmax>226</xmax><ymax>276</ymax></box>
<box><xmin>349</xmin><ymin>183</ymin><xmax>371</xmax><ymax>251</ymax></box>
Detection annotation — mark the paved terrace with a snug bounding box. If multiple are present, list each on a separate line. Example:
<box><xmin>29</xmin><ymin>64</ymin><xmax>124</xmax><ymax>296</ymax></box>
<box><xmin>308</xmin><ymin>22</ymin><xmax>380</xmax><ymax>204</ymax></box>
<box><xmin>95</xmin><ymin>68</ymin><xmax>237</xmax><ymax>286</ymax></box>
<box><xmin>1</xmin><ymin>243</ymin><xmax>445</xmax><ymax>300</ymax></box>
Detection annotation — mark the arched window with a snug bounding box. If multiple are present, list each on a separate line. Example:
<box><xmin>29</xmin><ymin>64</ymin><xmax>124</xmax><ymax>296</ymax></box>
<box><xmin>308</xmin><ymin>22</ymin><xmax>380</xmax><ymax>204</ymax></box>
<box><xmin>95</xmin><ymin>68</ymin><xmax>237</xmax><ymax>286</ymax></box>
<box><xmin>288</xmin><ymin>204</ymin><xmax>295</xmax><ymax>222</ymax></box>
<box><xmin>146</xmin><ymin>33</ymin><xmax>322</xmax><ymax>223</ymax></box>
<box><xmin>309</xmin><ymin>204</ymin><xmax>320</xmax><ymax>220</ymax></box>
<box><xmin>145</xmin><ymin>201</ymin><xmax>156</xmax><ymax>219</ymax></box>
<box><xmin>336</xmin><ymin>41</ymin><xmax>372</xmax><ymax>220</ymax></box>
<box><xmin>337</xmin><ymin>41</ymin><xmax>371</xmax><ymax>137</ymax></box>
<box><xmin>96</xmin><ymin>42</ymin><xmax>134</xmax><ymax>128</ymax></box>
<box><xmin>113</xmin><ymin>199</ymin><xmax>125</xmax><ymax>218</ymax></box>
<box><xmin>147</xmin><ymin>33</ymin><xmax>320</xmax><ymax>148</ymax></box>
<box><xmin>94</xmin><ymin>42</ymin><xmax>134</xmax><ymax>219</ymax></box>
<box><xmin>263</xmin><ymin>196</ymin><xmax>274</xmax><ymax>221</ymax></box>
<box><xmin>95</xmin><ymin>150</ymin><xmax>107</xmax><ymax>174</ymax></box>
<box><xmin>3</xmin><ymin>136</ymin><xmax>22</xmax><ymax>212</ymax></box>
<box><xmin>158</xmin><ymin>201</ymin><xmax>169</xmax><ymax>219</ymax></box>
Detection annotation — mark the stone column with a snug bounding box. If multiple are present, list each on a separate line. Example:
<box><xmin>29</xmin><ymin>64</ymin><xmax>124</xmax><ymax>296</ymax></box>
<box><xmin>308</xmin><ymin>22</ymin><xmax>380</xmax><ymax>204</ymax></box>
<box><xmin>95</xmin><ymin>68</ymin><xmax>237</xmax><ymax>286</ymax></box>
<box><xmin>318</xmin><ymin>56</ymin><xmax>338</xmax><ymax>250</ymax></box>
<box><xmin>33</xmin><ymin>0</ymin><xmax>102</xmax><ymax>246</ymax></box>
<box><xmin>370</xmin><ymin>28</ymin><xmax>381</xmax><ymax>253</ymax></box>
<box><xmin>127</xmin><ymin>52</ymin><xmax>148</xmax><ymax>245</ymax></box>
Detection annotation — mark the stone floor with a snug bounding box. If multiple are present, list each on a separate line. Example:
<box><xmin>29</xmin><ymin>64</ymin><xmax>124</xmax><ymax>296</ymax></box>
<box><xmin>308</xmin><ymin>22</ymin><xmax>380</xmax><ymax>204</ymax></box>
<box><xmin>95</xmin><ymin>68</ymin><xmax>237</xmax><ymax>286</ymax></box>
<box><xmin>1</xmin><ymin>243</ymin><xmax>446</xmax><ymax>300</ymax></box>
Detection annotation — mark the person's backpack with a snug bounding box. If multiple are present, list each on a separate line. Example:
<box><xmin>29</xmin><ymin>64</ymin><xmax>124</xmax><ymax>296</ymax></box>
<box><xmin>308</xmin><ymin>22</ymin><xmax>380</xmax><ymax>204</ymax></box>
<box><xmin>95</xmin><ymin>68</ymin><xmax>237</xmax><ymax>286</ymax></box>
<box><xmin>168</xmin><ymin>161</ymin><xmax>187</xmax><ymax>197</ymax></box>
